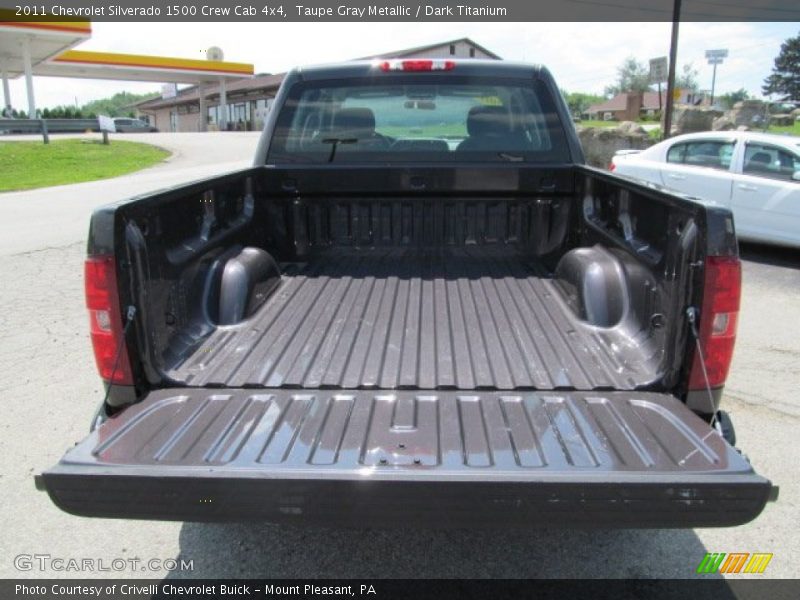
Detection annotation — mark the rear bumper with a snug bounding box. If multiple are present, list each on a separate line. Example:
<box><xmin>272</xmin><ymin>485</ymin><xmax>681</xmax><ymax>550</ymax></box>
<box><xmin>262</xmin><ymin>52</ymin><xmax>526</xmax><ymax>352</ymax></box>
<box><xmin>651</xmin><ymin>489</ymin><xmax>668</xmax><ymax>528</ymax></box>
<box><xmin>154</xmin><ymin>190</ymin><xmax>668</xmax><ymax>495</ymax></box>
<box><xmin>42</xmin><ymin>469</ymin><xmax>773</xmax><ymax>528</ymax></box>
<box><xmin>41</xmin><ymin>389</ymin><xmax>775</xmax><ymax>527</ymax></box>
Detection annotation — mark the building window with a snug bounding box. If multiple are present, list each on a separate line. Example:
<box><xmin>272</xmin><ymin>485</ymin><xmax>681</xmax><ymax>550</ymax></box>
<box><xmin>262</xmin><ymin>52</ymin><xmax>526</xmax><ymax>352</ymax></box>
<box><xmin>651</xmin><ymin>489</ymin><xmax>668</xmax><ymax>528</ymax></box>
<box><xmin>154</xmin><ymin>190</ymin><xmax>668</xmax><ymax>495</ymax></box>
<box><xmin>469</xmin><ymin>48</ymin><xmax>476</xmax><ymax>58</ymax></box>
<box><xmin>449</xmin><ymin>45</ymin><xmax>455</xmax><ymax>55</ymax></box>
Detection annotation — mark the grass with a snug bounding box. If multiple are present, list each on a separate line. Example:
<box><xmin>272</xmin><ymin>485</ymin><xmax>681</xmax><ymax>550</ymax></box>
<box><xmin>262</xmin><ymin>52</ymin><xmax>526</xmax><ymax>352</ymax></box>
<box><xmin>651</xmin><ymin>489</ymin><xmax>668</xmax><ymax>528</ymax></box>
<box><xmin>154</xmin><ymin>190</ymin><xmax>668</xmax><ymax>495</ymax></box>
<box><xmin>766</xmin><ymin>121</ymin><xmax>800</xmax><ymax>137</ymax></box>
<box><xmin>0</xmin><ymin>138</ymin><xmax>170</xmax><ymax>192</ymax></box>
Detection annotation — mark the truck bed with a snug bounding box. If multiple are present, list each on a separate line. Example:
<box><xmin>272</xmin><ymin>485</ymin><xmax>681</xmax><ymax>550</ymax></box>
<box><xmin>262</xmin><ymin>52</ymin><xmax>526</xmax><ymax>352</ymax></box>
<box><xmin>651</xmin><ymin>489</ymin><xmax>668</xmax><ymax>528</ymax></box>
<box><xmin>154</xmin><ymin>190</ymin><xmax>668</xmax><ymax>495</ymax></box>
<box><xmin>166</xmin><ymin>248</ymin><xmax>657</xmax><ymax>390</ymax></box>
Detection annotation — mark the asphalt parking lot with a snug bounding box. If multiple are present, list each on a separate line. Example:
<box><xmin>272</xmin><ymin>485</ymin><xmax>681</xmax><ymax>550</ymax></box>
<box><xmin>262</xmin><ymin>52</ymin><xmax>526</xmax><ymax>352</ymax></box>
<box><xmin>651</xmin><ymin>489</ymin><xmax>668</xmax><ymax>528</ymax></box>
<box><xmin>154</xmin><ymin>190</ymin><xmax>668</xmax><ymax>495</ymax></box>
<box><xmin>0</xmin><ymin>132</ymin><xmax>797</xmax><ymax>579</ymax></box>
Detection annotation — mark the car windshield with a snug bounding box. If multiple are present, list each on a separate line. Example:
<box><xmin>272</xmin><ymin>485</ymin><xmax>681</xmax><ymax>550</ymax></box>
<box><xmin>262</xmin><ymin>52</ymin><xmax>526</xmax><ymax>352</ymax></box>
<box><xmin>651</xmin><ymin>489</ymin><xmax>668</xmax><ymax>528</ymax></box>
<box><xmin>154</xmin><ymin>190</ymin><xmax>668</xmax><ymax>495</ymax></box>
<box><xmin>266</xmin><ymin>76</ymin><xmax>571</xmax><ymax>163</ymax></box>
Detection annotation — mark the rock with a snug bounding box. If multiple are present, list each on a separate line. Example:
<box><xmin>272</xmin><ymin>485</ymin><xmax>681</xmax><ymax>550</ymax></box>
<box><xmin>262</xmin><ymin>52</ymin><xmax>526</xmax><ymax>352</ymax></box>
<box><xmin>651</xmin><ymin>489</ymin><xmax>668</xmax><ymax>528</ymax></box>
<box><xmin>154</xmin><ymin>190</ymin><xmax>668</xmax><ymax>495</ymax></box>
<box><xmin>736</xmin><ymin>125</ymin><xmax>750</xmax><ymax>132</ymax></box>
<box><xmin>576</xmin><ymin>126</ymin><xmax>654</xmax><ymax>169</ymax></box>
<box><xmin>770</xmin><ymin>114</ymin><xmax>794</xmax><ymax>127</ymax></box>
<box><xmin>727</xmin><ymin>100</ymin><xmax>768</xmax><ymax>128</ymax></box>
<box><xmin>616</xmin><ymin>120</ymin><xmax>646</xmax><ymax>135</ymax></box>
<box><xmin>712</xmin><ymin>116</ymin><xmax>735</xmax><ymax>131</ymax></box>
<box><xmin>665</xmin><ymin>105</ymin><xmax>723</xmax><ymax>135</ymax></box>
<box><xmin>791</xmin><ymin>107</ymin><xmax>800</xmax><ymax>120</ymax></box>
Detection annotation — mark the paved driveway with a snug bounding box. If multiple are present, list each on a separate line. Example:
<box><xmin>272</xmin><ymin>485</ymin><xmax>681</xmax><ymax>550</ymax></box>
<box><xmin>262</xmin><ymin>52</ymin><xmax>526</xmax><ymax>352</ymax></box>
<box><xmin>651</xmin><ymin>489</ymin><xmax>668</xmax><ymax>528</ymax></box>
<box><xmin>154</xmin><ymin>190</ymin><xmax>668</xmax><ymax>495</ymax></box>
<box><xmin>0</xmin><ymin>132</ymin><xmax>260</xmax><ymax>256</ymax></box>
<box><xmin>0</xmin><ymin>134</ymin><xmax>797</xmax><ymax>579</ymax></box>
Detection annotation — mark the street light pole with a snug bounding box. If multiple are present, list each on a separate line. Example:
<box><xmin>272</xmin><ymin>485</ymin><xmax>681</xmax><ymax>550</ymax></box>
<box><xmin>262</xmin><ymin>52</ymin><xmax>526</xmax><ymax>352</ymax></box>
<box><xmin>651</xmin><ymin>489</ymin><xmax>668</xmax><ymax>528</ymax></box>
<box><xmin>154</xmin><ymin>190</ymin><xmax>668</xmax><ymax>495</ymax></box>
<box><xmin>663</xmin><ymin>0</ymin><xmax>681</xmax><ymax>140</ymax></box>
<box><xmin>710</xmin><ymin>62</ymin><xmax>718</xmax><ymax>105</ymax></box>
<box><xmin>1</xmin><ymin>63</ymin><xmax>11</xmax><ymax>113</ymax></box>
<box><xmin>705</xmin><ymin>49</ymin><xmax>728</xmax><ymax>107</ymax></box>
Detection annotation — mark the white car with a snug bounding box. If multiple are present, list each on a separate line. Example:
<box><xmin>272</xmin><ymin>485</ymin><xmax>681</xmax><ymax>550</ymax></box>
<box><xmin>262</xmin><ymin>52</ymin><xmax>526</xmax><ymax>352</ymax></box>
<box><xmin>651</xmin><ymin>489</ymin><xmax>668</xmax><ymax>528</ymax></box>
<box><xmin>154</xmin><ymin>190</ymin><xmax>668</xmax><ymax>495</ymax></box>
<box><xmin>611</xmin><ymin>131</ymin><xmax>800</xmax><ymax>248</ymax></box>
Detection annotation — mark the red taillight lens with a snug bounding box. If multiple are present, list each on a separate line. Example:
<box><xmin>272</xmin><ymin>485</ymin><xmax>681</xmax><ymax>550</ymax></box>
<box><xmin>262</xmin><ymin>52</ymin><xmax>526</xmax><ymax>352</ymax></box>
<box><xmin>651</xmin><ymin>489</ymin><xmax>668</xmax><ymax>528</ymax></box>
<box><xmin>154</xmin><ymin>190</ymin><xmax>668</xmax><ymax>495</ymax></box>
<box><xmin>85</xmin><ymin>256</ymin><xmax>133</xmax><ymax>385</ymax></box>
<box><xmin>379</xmin><ymin>59</ymin><xmax>456</xmax><ymax>72</ymax></box>
<box><xmin>609</xmin><ymin>162</ymin><xmax>616</xmax><ymax>172</ymax></box>
<box><xmin>688</xmin><ymin>256</ymin><xmax>741</xmax><ymax>390</ymax></box>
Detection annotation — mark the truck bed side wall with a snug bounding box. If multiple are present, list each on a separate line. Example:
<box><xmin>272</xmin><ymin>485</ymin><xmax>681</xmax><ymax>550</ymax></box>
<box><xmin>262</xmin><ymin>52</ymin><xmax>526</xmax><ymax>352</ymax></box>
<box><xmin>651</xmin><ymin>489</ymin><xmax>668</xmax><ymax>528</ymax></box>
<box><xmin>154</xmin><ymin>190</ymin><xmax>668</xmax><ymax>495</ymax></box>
<box><xmin>96</xmin><ymin>165</ymin><xmax>707</xmax><ymax>400</ymax></box>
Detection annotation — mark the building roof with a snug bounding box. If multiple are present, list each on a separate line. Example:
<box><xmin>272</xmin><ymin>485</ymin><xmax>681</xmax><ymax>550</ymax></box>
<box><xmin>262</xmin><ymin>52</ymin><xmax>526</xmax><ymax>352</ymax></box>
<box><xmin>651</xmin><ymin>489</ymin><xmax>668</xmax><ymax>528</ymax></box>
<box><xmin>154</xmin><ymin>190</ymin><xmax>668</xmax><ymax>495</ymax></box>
<box><xmin>587</xmin><ymin>90</ymin><xmax>676</xmax><ymax>114</ymax></box>
<box><xmin>136</xmin><ymin>72</ymin><xmax>284</xmax><ymax>110</ymax></box>
<box><xmin>643</xmin><ymin>90</ymin><xmax>668</xmax><ymax>110</ymax></box>
<box><xmin>586</xmin><ymin>94</ymin><xmax>629</xmax><ymax>114</ymax></box>
<box><xmin>355</xmin><ymin>37</ymin><xmax>502</xmax><ymax>60</ymax></box>
<box><xmin>137</xmin><ymin>38</ymin><xmax>502</xmax><ymax>111</ymax></box>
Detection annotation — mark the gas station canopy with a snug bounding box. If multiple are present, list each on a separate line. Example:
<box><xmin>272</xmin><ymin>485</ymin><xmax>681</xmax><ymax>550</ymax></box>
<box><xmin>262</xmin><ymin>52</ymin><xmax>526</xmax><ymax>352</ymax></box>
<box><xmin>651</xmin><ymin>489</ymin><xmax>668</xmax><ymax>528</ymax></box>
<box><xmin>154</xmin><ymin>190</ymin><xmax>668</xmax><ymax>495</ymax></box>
<box><xmin>0</xmin><ymin>19</ymin><xmax>253</xmax><ymax>128</ymax></box>
<box><xmin>39</xmin><ymin>50</ymin><xmax>253</xmax><ymax>83</ymax></box>
<box><xmin>0</xmin><ymin>20</ymin><xmax>91</xmax><ymax>78</ymax></box>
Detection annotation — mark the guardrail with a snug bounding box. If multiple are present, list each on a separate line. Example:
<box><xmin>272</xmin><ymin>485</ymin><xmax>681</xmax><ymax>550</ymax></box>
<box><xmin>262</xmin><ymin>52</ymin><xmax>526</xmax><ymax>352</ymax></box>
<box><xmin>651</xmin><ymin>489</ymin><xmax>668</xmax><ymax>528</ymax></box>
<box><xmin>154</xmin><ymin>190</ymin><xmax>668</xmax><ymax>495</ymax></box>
<box><xmin>0</xmin><ymin>118</ymin><xmax>101</xmax><ymax>143</ymax></box>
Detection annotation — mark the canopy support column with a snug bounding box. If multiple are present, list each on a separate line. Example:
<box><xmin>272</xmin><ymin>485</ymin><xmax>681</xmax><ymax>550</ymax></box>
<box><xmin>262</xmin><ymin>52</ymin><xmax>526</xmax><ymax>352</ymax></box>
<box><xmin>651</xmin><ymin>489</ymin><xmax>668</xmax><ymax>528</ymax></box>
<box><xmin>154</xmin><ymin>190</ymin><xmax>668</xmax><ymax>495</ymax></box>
<box><xmin>22</xmin><ymin>37</ymin><xmax>36</xmax><ymax>118</ymax></box>
<box><xmin>1</xmin><ymin>63</ymin><xmax>11</xmax><ymax>113</ymax></box>
<box><xmin>219</xmin><ymin>78</ymin><xmax>227</xmax><ymax>131</ymax></box>
<box><xmin>198</xmin><ymin>82</ymin><xmax>208</xmax><ymax>132</ymax></box>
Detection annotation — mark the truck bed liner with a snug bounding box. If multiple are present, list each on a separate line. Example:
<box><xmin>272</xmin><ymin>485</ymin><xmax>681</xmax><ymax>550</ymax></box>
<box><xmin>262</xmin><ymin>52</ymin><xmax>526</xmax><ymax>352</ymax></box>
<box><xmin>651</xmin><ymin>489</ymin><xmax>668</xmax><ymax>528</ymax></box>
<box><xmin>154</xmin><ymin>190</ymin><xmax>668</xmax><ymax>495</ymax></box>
<box><xmin>166</xmin><ymin>248</ymin><xmax>656</xmax><ymax>390</ymax></box>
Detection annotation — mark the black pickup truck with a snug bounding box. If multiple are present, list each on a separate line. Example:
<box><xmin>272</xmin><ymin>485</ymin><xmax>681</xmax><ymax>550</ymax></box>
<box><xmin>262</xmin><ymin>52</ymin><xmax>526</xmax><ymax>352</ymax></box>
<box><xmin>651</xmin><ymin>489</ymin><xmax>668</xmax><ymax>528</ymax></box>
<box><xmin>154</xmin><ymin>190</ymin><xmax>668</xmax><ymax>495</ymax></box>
<box><xmin>39</xmin><ymin>60</ymin><xmax>776</xmax><ymax>527</ymax></box>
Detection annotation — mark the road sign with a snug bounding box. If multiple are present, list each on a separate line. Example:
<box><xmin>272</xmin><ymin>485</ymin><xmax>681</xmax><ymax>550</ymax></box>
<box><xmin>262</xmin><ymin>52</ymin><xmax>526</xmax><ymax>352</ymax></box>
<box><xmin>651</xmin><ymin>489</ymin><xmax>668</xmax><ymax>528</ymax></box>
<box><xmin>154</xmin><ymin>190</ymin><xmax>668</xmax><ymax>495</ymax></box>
<box><xmin>98</xmin><ymin>115</ymin><xmax>116</xmax><ymax>133</ymax></box>
<box><xmin>705</xmin><ymin>49</ymin><xmax>729</xmax><ymax>59</ymax></box>
<box><xmin>649</xmin><ymin>56</ymin><xmax>668</xmax><ymax>83</ymax></box>
<box><xmin>705</xmin><ymin>49</ymin><xmax>728</xmax><ymax>105</ymax></box>
<box><xmin>161</xmin><ymin>83</ymin><xmax>177</xmax><ymax>99</ymax></box>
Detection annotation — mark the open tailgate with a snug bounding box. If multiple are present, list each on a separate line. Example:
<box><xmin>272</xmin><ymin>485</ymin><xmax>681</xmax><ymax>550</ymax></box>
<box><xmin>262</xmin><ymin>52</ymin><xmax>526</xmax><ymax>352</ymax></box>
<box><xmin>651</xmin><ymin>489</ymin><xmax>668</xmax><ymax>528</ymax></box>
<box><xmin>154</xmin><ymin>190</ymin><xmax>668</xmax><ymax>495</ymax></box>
<box><xmin>40</xmin><ymin>389</ymin><xmax>774</xmax><ymax>527</ymax></box>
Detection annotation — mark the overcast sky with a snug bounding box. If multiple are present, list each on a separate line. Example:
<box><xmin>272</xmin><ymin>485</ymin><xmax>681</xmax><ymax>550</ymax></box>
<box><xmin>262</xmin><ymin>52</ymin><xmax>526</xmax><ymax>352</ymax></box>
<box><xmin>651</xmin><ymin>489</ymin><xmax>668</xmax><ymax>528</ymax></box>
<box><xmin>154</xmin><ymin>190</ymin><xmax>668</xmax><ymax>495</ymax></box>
<box><xmin>6</xmin><ymin>21</ymin><xmax>798</xmax><ymax>109</ymax></box>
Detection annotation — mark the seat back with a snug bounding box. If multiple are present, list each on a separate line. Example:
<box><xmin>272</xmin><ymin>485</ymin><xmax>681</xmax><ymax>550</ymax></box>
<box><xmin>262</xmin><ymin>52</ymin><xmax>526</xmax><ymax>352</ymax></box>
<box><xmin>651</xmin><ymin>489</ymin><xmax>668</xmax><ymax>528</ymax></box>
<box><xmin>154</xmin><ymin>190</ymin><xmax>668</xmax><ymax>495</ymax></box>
<box><xmin>456</xmin><ymin>106</ymin><xmax>524</xmax><ymax>152</ymax></box>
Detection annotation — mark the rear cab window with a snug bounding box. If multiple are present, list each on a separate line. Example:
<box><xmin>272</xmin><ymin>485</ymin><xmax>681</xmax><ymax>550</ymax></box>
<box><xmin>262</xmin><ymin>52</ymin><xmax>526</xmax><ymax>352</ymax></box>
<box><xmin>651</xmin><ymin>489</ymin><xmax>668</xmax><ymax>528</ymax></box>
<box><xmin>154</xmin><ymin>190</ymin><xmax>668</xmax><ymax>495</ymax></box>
<box><xmin>266</xmin><ymin>75</ymin><xmax>571</xmax><ymax>163</ymax></box>
<box><xmin>666</xmin><ymin>140</ymin><xmax>735</xmax><ymax>171</ymax></box>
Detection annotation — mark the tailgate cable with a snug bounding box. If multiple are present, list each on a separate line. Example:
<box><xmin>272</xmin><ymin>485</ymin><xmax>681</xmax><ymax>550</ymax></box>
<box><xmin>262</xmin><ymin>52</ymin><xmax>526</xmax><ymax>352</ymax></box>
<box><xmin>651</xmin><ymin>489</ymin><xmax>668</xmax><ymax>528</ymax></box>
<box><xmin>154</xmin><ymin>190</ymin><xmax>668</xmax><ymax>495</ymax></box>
<box><xmin>102</xmin><ymin>305</ymin><xmax>137</xmax><ymax>406</ymax></box>
<box><xmin>686</xmin><ymin>306</ymin><xmax>718</xmax><ymax>430</ymax></box>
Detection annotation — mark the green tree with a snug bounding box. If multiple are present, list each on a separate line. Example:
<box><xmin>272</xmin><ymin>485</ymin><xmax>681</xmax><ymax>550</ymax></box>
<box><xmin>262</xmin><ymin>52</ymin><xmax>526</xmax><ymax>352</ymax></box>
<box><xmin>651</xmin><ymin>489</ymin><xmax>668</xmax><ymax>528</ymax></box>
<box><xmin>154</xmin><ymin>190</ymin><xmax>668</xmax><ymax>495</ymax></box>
<box><xmin>762</xmin><ymin>32</ymin><xmax>800</xmax><ymax>101</ymax></box>
<box><xmin>561</xmin><ymin>90</ymin><xmax>606</xmax><ymax>116</ymax></box>
<box><xmin>82</xmin><ymin>91</ymin><xmax>159</xmax><ymax>117</ymax></box>
<box><xmin>676</xmin><ymin>63</ymin><xmax>700</xmax><ymax>91</ymax></box>
<box><xmin>604</xmin><ymin>57</ymin><xmax>652</xmax><ymax>96</ymax></box>
<box><xmin>717</xmin><ymin>88</ymin><xmax>750</xmax><ymax>109</ymax></box>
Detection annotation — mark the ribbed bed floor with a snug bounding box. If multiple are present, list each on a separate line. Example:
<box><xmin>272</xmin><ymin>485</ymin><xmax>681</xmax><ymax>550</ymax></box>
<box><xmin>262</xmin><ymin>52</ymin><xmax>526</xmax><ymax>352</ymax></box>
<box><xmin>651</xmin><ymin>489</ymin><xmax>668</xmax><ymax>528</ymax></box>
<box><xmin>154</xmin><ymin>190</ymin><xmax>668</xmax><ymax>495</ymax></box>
<box><xmin>166</xmin><ymin>248</ymin><xmax>652</xmax><ymax>390</ymax></box>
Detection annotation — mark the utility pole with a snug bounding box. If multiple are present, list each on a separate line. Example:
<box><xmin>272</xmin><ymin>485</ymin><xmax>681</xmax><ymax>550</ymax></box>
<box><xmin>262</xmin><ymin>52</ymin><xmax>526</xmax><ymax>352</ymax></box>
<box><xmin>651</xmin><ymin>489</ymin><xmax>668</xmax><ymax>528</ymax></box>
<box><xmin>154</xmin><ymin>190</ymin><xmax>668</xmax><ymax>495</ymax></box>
<box><xmin>662</xmin><ymin>0</ymin><xmax>682</xmax><ymax>140</ymax></box>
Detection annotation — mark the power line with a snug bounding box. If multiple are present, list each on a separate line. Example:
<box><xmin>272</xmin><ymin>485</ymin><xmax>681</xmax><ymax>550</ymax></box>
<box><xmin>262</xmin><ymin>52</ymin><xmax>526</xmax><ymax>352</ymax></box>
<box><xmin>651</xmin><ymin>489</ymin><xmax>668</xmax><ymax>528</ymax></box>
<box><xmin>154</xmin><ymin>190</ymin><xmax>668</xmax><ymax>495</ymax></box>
<box><xmin>558</xmin><ymin>0</ymin><xmax>761</xmax><ymax>20</ymax></box>
<box><xmin>690</xmin><ymin>0</ymin><xmax>800</xmax><ymax>16</ymax></box>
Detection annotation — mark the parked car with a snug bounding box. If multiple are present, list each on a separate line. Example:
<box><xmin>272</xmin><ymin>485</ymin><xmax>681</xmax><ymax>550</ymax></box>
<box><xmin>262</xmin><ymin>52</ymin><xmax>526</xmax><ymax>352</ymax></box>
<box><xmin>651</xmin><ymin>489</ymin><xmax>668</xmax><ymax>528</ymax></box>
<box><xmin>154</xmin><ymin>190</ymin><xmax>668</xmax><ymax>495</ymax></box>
<box><xmin>611</xmin><ymin>131</ymin><xmax>800</xmax><ymax>248</ymax></box>
<box><xmin>37</xmin><ymin>60</ymin><xmax>776</xmax><ymax>527</ymax></box>
<box><xmin>112</xmin><ymin>117</ymin><xmax>158</xmax><ymax>133</ymax></box>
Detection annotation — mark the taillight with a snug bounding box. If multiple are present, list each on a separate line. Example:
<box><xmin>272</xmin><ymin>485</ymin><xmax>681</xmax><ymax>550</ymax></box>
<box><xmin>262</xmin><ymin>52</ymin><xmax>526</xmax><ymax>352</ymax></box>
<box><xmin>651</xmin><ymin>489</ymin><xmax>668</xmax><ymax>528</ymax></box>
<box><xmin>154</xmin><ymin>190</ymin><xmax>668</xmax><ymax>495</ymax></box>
<box><xmin>85</xmin><ymin>255</ymin><xmax>133</xmax><ymax>385</ymax></box>
<box><xmin>379</xmin><ymin>59</ymin><xmax>456</xmax><ymax>72</ymax></box>
<box><xmin>688</xmin><ymin>256</ymin><xmax>741</xmax><ymax>390</ymax></box>
<box><xmin>609</xmin><ymin>161</ymin><xmax>616</xmax><ymax>172</ymax></box>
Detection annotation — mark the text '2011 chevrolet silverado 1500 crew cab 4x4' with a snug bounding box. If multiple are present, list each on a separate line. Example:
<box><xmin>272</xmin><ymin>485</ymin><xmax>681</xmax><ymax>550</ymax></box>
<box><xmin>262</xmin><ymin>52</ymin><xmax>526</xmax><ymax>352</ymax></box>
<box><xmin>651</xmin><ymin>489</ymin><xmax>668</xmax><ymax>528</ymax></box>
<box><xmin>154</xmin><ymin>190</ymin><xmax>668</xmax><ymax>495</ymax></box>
<box><xmin>38</xmin><ymin>60</ymin><xmax>777</xmax><ymax>527</ymax></box>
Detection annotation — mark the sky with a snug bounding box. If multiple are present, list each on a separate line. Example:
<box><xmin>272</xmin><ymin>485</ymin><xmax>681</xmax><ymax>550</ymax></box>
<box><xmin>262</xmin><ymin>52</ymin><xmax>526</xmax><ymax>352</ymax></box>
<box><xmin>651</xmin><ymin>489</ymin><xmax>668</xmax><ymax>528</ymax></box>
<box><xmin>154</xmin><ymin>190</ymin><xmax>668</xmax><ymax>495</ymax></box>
<box><xmin>5</xmin><ymin>21</ymin><xmax>799</xmax><ymax>109</ymax></box>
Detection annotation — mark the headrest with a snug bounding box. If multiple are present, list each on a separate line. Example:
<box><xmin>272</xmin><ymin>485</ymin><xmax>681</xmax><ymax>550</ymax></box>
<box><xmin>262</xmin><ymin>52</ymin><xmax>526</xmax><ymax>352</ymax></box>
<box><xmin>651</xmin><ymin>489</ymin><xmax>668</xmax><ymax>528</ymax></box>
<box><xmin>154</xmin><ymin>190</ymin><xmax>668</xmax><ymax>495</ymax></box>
<box><xmin>333</xmin><ymin>108</ymin><xmax>376</xmax><ymax>135</ymax></box>
<box><xmin>466</xmin><ymin>105</ymin><xmax>511</xmax><ymax>137</ymax></box>
<box><xmin>748</xmin><ymin>152</ymin><xmax>771</xmax><ymax>165</ymax></box>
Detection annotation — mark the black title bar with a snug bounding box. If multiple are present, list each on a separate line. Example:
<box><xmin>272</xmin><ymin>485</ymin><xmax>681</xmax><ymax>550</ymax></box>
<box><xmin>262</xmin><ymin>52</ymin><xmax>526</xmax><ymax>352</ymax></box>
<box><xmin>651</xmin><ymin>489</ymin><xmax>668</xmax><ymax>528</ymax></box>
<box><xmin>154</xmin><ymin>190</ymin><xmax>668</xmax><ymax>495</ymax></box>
<box><xmin>3</xmin><ymin>579</ymin><xmax>800</xmax><ymax>600</ymax></box>
<box><xmin>2</xmin><ymin>0</ymin><xmax>799</xmax><ymax>22</ymax></box>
